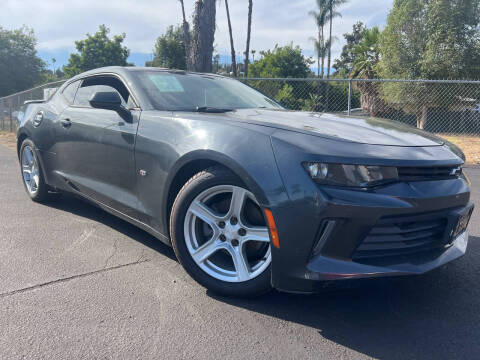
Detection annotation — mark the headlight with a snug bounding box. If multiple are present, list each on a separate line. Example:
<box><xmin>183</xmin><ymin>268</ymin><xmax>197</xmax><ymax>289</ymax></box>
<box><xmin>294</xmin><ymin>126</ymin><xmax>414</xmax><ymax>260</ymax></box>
<box><xmin>304</xmin><ymin>162</ymin><xmax>399</xmax><ymax>188</ymax></box>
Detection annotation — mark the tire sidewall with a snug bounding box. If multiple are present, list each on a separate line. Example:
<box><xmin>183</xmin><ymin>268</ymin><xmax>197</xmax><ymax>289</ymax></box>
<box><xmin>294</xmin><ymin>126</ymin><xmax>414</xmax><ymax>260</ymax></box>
<box><xmin>170</xmin><ymin>168</ymin><xmax>272</xmax><ymax>297</ymax></box>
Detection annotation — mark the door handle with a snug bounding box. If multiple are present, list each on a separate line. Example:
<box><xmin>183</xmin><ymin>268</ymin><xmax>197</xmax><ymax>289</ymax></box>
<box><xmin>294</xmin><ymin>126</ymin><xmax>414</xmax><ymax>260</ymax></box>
<box><xmin>61</xmin><ymin>118</ymin><xmax>71</xmax><ymax>128</ymax></box>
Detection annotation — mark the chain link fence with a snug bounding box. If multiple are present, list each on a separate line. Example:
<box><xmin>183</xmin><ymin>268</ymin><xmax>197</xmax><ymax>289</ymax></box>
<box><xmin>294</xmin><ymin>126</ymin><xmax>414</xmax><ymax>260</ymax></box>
<box><xmin>0</xmin><ymin>80</ymin><xmax>64</xmax><ymax>133</ymax></box>
<box><xmin>2</xmin><ymin>78</ymin><xmax>480</xmax><ymax>136</ymax></box>
<box><xmin>241</xmin><ymin>78</ymin><xmax>480</xmax><ymax>135</ymax></box>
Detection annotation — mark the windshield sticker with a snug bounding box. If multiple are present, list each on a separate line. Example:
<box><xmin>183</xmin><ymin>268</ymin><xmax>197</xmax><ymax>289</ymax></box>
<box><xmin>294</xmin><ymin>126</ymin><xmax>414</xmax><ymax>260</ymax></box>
<box><xmin>149</xmin><ymin>75</ymin><xmax>184</xmax><ymax>93</ymax></box>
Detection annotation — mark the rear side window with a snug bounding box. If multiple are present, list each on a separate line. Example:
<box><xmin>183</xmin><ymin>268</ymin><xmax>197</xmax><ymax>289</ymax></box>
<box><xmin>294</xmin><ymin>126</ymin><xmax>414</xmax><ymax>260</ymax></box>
<box><xmin>74</xmin><ymin>76</ymin><xmax>133</xmax><ymax>108</ymax></box>
<box><xmin>62</xmin><ymin>81</ymin><xmax>80</xmax><ymax>104</ymax></box>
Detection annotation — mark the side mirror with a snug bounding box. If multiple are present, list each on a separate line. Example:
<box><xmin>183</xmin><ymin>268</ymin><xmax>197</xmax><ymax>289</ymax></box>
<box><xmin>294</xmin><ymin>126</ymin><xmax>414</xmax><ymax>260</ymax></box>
<box><xmin>89</xmin><ymin>91</ymin><xmax>133</xmax><ymax>122</ymax></box>
<box><xmin>89</xmin><ymin>91</ymin><xmax>122</xmax><ymax>110</ymax></box>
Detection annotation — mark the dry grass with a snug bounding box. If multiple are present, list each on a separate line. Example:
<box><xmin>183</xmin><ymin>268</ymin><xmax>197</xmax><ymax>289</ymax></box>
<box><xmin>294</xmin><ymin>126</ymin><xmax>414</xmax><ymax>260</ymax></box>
<box><xmin>438</xmin><ymin>134</ymin><xmax>480</xmax><ymax>165</ymax></box>
<box><xmin>0</xmin><ymin>131</ymin><xmax>16</xmax><ymax>151</ymax></box>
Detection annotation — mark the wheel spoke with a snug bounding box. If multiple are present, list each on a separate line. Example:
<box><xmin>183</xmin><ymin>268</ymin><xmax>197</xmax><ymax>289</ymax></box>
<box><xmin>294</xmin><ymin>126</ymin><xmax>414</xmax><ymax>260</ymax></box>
<box><xmin>25</xmin><ymin>148</ymin><xmax>34</xmax><ymax>165</ymax></box>
<box><xmin>32</xmin><ymin>174</ymin><xmax>39</xmax><ymax>188</ymax></box>
<box><xmin>228</xmin><ymin>187</ymin><xmax>247</xmax><ymax>218</ymax></box>
<box><xmin>243</xmin><ymin>226</ymin><xmax>270</xmax><ymax>243</ymax></box>
<box><xmin>228</xmin><ymin>245</ymin><xmax>250</xmax><ymax>281</ymax></box>
<box><xmin>189</xmin><ymin>201</ymin><xmax>221</xmax><ymax>228</ymax></box>
<box><xmin>191</xmin><ymin>237</ymin><xmax>222</xmax><ymax>263</ymax></box>
<box><xmin>29</xmin><ymin>176</ymin><xmax>35</xmax><ymax>190</ymax></box>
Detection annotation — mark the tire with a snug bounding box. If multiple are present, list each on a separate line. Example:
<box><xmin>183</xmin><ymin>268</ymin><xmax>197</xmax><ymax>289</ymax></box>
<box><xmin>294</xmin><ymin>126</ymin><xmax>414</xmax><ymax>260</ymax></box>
<box><xmin>19</xmin><ymin>138</ymin><xmax>60</xmax><ymax>203</ymax></box>
<box><xmin>170</xmin><ymin>166</ymin><xmax>273</xmax><ymax>297</ymax></box>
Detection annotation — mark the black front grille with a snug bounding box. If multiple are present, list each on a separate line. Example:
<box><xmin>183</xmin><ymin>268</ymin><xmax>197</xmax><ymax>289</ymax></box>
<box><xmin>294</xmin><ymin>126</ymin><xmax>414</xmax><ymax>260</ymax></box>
<box><xmin>353</xmin><ymin>211</ymin><xmax>449</xmax><ymax>261</ymax></box>
<box><xmin>397</xmin><ymin>166</ymin><xmax>461</xmax><ymax>181</ymax></box>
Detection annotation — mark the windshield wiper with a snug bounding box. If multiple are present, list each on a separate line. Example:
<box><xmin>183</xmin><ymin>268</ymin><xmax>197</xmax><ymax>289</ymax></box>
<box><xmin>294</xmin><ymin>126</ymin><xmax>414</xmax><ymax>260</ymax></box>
<box><xmin>195</xmin><ymin>106</ymin><xmax>234</xmax><ymax>113</ymax></box>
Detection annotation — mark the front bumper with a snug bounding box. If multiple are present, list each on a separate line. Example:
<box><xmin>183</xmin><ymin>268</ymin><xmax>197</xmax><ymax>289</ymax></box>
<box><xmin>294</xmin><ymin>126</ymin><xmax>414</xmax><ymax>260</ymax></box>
<box><xmin>269</xmin><ymin>180</ymin><xmax>473</xmax><ymax>294</ymax></box>
<box><xmin>306</xmin><ymin>230</ymin><xmax>469</xmax><ymax>282</ymax></box>
<box><xmin>268</xmin><ymin>133</ymin><xmax>473</xmax><ymax>293</ymax></box>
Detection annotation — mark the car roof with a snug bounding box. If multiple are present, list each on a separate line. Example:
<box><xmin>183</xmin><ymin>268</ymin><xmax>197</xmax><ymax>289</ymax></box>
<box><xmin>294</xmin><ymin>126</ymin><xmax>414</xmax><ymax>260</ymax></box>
<box><xmin>69</xmin><ymin>66</ymin><xmax>230</xmax><ymax>81</ymax></box>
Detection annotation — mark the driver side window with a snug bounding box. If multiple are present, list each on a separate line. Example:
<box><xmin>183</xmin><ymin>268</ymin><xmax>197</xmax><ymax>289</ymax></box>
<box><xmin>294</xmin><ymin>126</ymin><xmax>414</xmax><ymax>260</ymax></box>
<box><xmin>73</xmin><ymin>76</ymin><xmax>133</xmax><ymax>108</ymax></box>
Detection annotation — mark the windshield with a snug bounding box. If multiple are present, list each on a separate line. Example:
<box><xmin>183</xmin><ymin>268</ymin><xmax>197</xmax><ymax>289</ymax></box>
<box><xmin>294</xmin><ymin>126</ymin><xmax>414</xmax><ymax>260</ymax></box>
<box><xmin>133</xmin><ymin>71</ymin><xmax>283</xmax><ymax>111</ymax></box>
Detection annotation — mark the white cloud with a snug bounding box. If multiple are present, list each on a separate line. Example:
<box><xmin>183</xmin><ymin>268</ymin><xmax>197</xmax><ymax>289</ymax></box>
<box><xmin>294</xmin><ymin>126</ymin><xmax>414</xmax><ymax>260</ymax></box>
<box><xmin>2</xmin><ymin>0</ymin><xmax>394</xmax><ymax>60</ymax></box>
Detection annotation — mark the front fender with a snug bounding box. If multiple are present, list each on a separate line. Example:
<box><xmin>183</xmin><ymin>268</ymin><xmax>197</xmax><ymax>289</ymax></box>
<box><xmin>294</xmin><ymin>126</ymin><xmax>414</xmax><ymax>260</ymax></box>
<box><xmin>134</xmin><ymin>111</ymin><xmax>290</xmax><ymax>238</ymax></box>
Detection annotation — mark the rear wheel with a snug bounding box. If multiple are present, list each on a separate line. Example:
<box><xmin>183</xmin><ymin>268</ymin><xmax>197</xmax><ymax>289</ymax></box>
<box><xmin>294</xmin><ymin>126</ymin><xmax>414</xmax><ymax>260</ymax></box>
<box><xmin>170</xmin><ymin>167</ymin><xmax>272</xmax><ymax>297</ymax></box>
<box><xmin>20</xmin><ymin>139</ymin><xmax>59</xmax><ymax>203</ymax></box>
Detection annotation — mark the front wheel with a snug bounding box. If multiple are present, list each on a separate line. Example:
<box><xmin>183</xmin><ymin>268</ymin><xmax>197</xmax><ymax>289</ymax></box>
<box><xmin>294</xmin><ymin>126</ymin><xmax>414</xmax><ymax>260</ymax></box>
<box><xmin>170</xmin><ymin>167</ymin><xmax>272</xmax><ymax>297</ymax></box>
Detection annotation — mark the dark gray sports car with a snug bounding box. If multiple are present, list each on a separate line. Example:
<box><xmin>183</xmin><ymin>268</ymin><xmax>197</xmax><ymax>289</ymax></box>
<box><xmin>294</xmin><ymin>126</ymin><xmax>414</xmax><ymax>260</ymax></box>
<box><xmin>17</xmin><ymin>67</ymin><xmax>473</xmax><ymax>296</ymax></box>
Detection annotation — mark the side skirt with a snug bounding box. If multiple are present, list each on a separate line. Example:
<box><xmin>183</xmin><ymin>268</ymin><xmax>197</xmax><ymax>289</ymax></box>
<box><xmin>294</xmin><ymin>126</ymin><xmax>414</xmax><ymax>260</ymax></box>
<box><xmin>67</xmin><ymin>189</ymin><xmax>172</xmax><ymax>247</ymax></box>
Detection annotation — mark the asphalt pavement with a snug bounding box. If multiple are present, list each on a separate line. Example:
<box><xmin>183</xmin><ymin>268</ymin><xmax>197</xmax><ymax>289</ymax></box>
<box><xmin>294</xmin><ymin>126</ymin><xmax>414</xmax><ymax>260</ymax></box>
<box><xmin>0</xmin><ymin>143</ymin><xmax>479</xmax><ymax>359</ymax></box>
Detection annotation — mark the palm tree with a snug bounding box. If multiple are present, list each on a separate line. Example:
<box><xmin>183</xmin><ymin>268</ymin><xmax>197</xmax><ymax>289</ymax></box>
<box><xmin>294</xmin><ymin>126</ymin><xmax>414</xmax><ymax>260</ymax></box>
<box><xmin>251</xmin><ymin>49</ymin><xmax>256</xmax><ymax>62</ymax></box>
<box><xmin>310</xmin><ymin>38</ymin><xmax>330</xmax><ymax>78</ymax></box>
<box><xmin>224</xmin><ymin>0</ymin><xmax>237</xmax><ymax>77</ymax></box>
<box><xmin>309</xmin><ymin>0</ymin><xmax>328</xmax><ymax>78</ymax></box>
<box><xmin>244</xmin><ymin>0</ymin><xmax>253</xmax><ymax>78</ymax></box>
<box><xmin>326</xmin><ymin>0</ymin><xmax>348</xmax><ymax>78</ymax></box>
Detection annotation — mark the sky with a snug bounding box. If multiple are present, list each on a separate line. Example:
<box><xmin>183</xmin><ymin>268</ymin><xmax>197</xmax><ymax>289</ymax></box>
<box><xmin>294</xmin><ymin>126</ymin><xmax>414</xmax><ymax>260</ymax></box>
<box><xmin>2</xmin><ymin>0</ymin><xmax>394</xmax><ymax>70</ymax></box>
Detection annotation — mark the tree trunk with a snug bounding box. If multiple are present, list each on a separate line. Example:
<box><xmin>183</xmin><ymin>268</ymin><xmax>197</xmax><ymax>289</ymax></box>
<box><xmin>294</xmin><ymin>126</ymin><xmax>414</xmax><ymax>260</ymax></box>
<box><xmin>225</xmin><ymin>0</ymin><xmax>237</xmax><ymax>77</ymax></box>
<box><xmin>317</xmin><ymin>29</ymin><xmax>320</xmax><ymax>77</ymax></box>
<box><xmin>179</xmin><ymin>0</ymin><xmax>192</xmax><ymax>70</ymax></box>
<box><xmin>244</xmin><ymin>0</ymin><xmax>253</xmax><ymax>78</ymax></box>
<box><xmin>320</xmin><ymin>26</ymin><xmax>325</xmax><ymax>78</ymax></box>
<box><xmin>417</xmin><ymin>105</ymin><xmax>428</xmax><ymax>129</ymax></box>
<box><xmin>327</xmin><ymin>8</ymin><xmax>333</xmax><ymax>79</ymax></box>
<box><xmin>190</xmin><ymin>0</ymin><xmax>216</xmax><ymax>73</ymax></box>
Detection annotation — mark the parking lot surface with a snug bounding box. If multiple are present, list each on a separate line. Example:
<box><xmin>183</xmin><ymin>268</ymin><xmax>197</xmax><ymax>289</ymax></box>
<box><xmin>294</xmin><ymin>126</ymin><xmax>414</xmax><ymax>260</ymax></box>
<box><xmin>0</xmin><ymin>143</ymin><xmax>479</xmax><ymax>359</ymax></box>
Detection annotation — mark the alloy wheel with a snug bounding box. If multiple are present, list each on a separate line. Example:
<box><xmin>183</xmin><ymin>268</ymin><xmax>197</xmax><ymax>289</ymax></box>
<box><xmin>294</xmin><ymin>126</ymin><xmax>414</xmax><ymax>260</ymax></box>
<box><xmin>184</xmin><ymin>185</ymin><xmax>271</xmax><ymax>283</ymax></box>
<box><xmin>21</xmin><ymin>145</ymin><xmax>39</xmax><ymax>195</ymax></box>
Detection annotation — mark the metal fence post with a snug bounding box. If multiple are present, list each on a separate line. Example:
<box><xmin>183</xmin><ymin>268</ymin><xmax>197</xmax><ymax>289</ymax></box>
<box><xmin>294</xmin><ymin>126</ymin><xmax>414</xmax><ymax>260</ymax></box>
<box><xmin>348</xmin><ymin>79</ymin><xmax>353</xmax><ymax>116</ymax></box>
<box><xmin>1</xmin><ymin>100</ymin><xmax>4</xmax><ymax>131</ymax></box>
<box><xmin>9</xmin><ymin>105</ymin><xmax>13</xmax><ymax>132</ymax></box>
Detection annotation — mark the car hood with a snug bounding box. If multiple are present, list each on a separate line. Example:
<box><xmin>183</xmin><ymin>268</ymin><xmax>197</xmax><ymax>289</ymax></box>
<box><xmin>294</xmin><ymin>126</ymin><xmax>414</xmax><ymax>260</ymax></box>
<box><xmin>216</xmin><ymin>109</ymin><xmax>445</xmax><ymax>147</ymax></box>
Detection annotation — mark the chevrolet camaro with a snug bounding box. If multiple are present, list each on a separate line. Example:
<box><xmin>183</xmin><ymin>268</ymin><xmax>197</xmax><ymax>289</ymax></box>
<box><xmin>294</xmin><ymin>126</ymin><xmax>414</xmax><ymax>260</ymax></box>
<box><xmin>16</xmin><ymin>67</ymin><xmax>474</xmax><ymax>296</ymax></box>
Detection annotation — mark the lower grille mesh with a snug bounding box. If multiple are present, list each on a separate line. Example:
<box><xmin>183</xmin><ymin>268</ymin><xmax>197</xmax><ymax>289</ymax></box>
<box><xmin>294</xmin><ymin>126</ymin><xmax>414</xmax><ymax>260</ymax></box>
<box><xmin>353</xmin><ymin>212</ymin><xmax>449</xmax><ymax>260</ymax></box>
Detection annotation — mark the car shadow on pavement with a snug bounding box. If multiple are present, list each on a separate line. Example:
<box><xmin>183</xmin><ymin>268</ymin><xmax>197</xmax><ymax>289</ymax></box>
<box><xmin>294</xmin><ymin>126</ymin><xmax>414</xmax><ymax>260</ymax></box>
<box><xmin>208</xmin><ymin>236</ymin><xmax>480</xmax><ymax>360</ymax></box>
<box><xmin>45</xmin><ymin>194</ymin><xmax>177</xmax><ymax>261</ymax></box>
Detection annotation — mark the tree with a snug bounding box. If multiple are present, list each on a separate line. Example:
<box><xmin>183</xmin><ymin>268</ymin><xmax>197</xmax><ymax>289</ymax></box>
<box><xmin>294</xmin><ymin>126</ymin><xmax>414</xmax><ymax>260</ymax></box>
<box><xmin>351</xmin><ymin>27</ymin><xmax>381</xmax><ymax>79</ymax></box>
<box><xmin>244</xmin><ymin>0</ymin><xmax>253</xmax><ymax>78</ymax></box>
<box><xmin>188</xmin><ymin>0</ymin><xmax>217</xmax><ymax>72</ymax></box>
<box><xmin>249</xmin><ymin>44</ymin><xmax>313</xmax><ymax>78</ymax></box>
<box><xmin>51</xmin><ymin>58</ymin><xmax>57</xmax><ymax>73</ymax></box>
<box><xmin>326</xmin><ymin>0</ymin><xmax>348</xmax><ymax>78</ymax></box>
<box><xmin>224</xmin><ymin>0</ymin><xmax>237</xmax><ymax>77</ymax></box>
<box><xmin>333</xmin><ymin>21</ymin><xmax>366</xmax><ymax>75</ymax></box>
<box><xmin>350</xmin><ymin>27</ymin><xmax>385</xmax><ymax>116</ymax></box>
<box><xmin>248</xmin><ymin>44</ymin><xmax>314</xmax><ymax>109</ymax></box>
<box><xmin>0</xmin><ymin>26</ymin><xmax>45</xmax><ymax>96</ymax></box>
<box><xmin>147</xmin><ymin>25</ymin><xmax>186</xmax><ymax>69</ymax></box>
<box><xmin>63</xmin><ymin>25</ymin><xmax>130</xmax><ymax>77</ymax></box>
<box><xmin>178</xmin><ymin>0</ymin><xmax>192</xmax><ymax>69</ymax></box>
<box><xmin>310</xmin><ymin>38</ymin><xmax>329</xmax><ymax>78</ymax></box>
<box><xmin>309</xmin><ymin>0</ymin><xmax>328</xmax><ymax>77</ymax></box>
<box><xmin>379</xmin><ymin>0</ymin><xmax>480</xmax><ymax>128</ymax></box>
